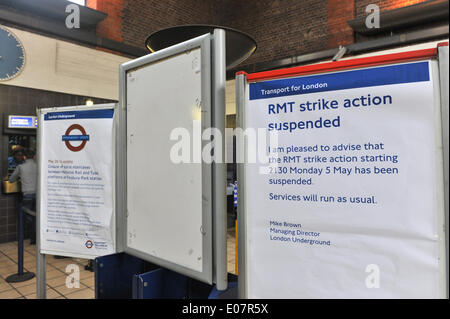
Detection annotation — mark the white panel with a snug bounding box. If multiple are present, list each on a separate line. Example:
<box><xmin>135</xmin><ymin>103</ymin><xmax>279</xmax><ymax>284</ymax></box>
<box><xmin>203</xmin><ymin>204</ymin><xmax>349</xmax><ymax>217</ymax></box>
<box><xmin>38</xmin><ymin>104</ymin><xmax>116</xmax><ymax>259</ymax></box>
<box><xmin>243</xmin><ymin>60</ymin><xmax>445</xmax><ymax>298</ymax></box>
<box><xmin>126</xmin><ymin>48</ymin><xmax>204</xmax><ymax>272</ymax></box>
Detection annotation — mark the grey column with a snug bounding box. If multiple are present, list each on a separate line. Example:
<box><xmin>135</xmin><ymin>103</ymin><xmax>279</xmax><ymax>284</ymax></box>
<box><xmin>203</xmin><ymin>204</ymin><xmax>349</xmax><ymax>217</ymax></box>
<box><xmin>212</xmin><ymin>28</ymin><xmax>227</xmax><ymax>291</ymax></box>
<box><xmin>236</xmin><ymin>73</ymin><xmax>247</xmax><ymax>299</ymax></box>
<box><xmin>36</xmin><ymin>110</ymin><xmax>46</xmax><ymax>299</ymax></box>
<box><xmin>438</xmin><ymin>44</ymin><xmax>449</xmax><ymax>298</ymax></box>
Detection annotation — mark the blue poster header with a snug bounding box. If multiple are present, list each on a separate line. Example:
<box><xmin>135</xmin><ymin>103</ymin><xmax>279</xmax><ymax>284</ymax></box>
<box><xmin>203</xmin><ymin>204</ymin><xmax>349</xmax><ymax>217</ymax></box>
<box><xmin>44</xmin><ymin>109</ymin><xmax>114</xmax><ymax>121</ymax></box>
<box><xmin>249</xmin><ymin>61</ymin><xmax>430</xmax><ymax>100</ymax></box>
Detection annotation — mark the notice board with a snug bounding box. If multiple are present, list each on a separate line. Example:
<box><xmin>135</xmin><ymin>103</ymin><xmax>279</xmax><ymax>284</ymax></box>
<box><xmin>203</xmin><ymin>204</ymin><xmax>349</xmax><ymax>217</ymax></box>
<box><xmin>237</xmin><ymin>47</ymin><xmax>448</xmax><ymax>298</ymax></box>
<box><xmin>38</xmin><ymin>104</ymin><xmax>116</xmax><ymax>259</ymax></box>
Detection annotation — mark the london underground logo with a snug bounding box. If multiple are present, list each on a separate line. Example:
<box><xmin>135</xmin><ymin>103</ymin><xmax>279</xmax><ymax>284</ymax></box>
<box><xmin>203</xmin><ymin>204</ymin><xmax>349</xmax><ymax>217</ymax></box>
<box><xmin>62</xmin><ymin>124</ymin><xmax>90</xmax><ymax>152</ymax></box>
<box><xmin>85</xmin><ymin>240</ymin><xmax>94</xmax><ymax>249</ymax></box>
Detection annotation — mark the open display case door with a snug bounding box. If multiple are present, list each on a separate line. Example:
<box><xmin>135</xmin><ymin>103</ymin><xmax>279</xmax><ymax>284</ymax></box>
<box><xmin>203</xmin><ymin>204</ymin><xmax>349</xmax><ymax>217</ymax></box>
<box><xmin>119</xmin><ymin>33</ymin><xmax>216</xmax><ymax>284</ymax></box>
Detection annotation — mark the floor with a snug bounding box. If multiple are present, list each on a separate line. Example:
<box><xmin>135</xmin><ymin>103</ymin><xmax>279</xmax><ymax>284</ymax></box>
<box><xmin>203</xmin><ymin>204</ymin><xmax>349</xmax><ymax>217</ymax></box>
<box><xmin>0</xmin><ymin>227</ymin><xmax>237</xmax><ymax>299</ymax></box>
<box><xmin>0</xmin><ymin>240</ymin><xmax>95</xmax><ymax>299</ymax></box>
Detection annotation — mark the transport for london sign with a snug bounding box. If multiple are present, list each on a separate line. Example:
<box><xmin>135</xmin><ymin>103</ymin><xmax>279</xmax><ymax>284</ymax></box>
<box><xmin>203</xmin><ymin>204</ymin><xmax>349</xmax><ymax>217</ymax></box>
<box><xmin>241</xmin><ymin>60</ymin><xmax>446</xmax><ymax>298</ymax></box>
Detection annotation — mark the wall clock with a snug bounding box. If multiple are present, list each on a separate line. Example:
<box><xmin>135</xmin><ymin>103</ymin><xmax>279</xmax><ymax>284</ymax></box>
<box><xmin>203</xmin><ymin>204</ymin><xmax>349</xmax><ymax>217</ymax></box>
<box><xmin>0</xmin><ymin>26</ymin><xmax>26</xmax><ymax>81</ymax></box>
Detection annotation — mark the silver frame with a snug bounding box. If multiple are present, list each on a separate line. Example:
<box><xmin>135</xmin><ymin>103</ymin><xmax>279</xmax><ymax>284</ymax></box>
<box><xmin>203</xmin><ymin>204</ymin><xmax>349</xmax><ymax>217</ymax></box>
<box><xmin>36</xmin><ymin>103</ymin><xmax>117</xmax><ymax>299</ymax></box>
<box><xmin>438</xmin><ymin>44</ymin><xmax>449</xmax><ymax>297</ymax></box>
<box><xmin>118</xmin><ymin>33</ymin><xmax>224</xmax><ymax>285</ymax></box>
<box><xmin>211</xmin><ymin>29</ymin><xmax>228</xmax><ymax>291</ymax></box>
<box><xmin>236</xmin><ymin>73</ymin><xmax>247</xmax><ymax>298</ymax></box>
<box><xmin>36</xmin><ymin>107</ymin><xmax>45</xmax><ymax>299</ymax></box>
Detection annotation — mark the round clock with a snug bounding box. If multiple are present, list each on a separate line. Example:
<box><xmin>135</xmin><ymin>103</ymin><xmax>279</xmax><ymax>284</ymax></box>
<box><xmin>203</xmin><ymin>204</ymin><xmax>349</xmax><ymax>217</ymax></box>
<box><xmin>0</xmin><ymin>26</ymin><xmax>26</xmax><ymax>81</ymax></box>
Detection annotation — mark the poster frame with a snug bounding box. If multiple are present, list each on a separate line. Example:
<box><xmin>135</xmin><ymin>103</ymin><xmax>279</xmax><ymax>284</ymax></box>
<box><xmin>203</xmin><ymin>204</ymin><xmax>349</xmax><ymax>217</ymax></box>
<box><xmin>236</xmin><ymin>44</ymin><xmax>449</xmax><ymax>298</ymax></box>
<box><xmin>36</xmin><ymin>103</ymin><xmax>117</xmax><ymax>298</ymax></box>
<box><xmin>118</xmin><ymin>32</ymin><xmax>227</xmax><ymax>286</ymax></box>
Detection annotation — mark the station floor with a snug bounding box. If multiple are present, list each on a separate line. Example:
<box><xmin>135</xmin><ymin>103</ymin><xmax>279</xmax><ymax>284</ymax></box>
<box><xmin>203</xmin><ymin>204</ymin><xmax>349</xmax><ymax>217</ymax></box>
<box><xmin>0</xmin><ymin>227</ymin><xmax>237</xmax><ymax>299</ymax></box>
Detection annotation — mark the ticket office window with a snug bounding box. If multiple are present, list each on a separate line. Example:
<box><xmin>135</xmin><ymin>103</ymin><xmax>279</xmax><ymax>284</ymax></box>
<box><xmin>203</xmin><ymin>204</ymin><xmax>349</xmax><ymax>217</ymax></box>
<box><xmin>3</xmin><ymin>134</ymin><xmax>36</xmax><ymax>194</ymax></box>
<box><xmin>7</xmin><ymin>135</ymin><xmax>36</xmax><ymax>174</ymax></box>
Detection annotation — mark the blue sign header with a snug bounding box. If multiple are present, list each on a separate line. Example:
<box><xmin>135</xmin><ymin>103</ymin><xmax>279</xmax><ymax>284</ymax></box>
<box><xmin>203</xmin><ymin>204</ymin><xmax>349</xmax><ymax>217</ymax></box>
<box><xmin>44</xmin><ymin>109</ymin><xmax>114</xmax><ymax>121</ymax></box>
<box><xmin>249</xmin><ymin>61</ymin><xmax>430</xmax><ymax>100</ymax></box>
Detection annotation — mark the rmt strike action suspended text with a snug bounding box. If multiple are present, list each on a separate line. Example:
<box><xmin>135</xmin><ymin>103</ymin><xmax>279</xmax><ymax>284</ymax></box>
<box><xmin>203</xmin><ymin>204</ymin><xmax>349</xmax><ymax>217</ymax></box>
<box><xmin>266</xmin><ymin>94</ymin><xmax>392</xmax><ymax>132</ymax></box>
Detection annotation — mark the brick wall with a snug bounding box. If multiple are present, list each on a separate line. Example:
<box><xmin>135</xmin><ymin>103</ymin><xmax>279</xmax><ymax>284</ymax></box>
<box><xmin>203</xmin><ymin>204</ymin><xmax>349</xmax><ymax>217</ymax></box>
<box><xmin>87</xmin><ymin>0</ymin><xmax>124</xmax><ymax>42</ymax></box>
<box><xmin>217</xmin><ymin>0</ymin><xmax>330</xmax><ymax>67</ymax></box>
<box><xmin>327</xmin><ymin>0</ymin><xmax>355</xmax><ymax>48</ymax></box>
<box><xmin>121</xmin><ymin>0</ymin><xmax>216</xmax><ymax>49</ymax></box>
<box><xmin>85</xmin><ymin>0</ymin><xmax>438</xmax><ymax>68</ymax></box>
<box><xmin>0</xmin><ymin>84</ymin><xmax>113</xmax><ymax>243</ymax></box>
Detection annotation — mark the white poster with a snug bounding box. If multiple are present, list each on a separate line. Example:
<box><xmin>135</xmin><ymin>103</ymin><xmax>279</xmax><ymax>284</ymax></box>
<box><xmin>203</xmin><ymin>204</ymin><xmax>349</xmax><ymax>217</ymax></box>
<box><xmin>245</xmin><ymin>61</ymin><xmax>444</xmax><ymax>298</ymax></box>
<box><xmin>40</xmin><ymin>107</ymin><xmax>115</xmax><ymax>258</ymax></box>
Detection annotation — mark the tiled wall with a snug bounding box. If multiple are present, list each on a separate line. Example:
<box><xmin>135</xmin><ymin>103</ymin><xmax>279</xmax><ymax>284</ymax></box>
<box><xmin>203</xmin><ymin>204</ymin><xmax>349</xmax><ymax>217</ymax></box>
<box><xmin>0</xmin><ymin>84</ymin><xmax>114</xmax><ymax>243</ymax></box>
<box><xmin>0</xmin><ymin>195</ymin><xmax>19</xmax><ymax>243</ymax></box>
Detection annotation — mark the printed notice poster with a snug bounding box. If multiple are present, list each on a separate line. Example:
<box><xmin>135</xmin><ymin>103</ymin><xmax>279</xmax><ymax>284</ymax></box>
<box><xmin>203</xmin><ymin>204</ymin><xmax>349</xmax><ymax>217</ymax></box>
<box><xmin>245</xmin><ymin>61</ymin><xmax>444</xmax><ymax>298</ymax></box>
<box><xmin>40</xmin><ymin>108</ymin><xmax>115</xmax><ymax>258</ymax></box>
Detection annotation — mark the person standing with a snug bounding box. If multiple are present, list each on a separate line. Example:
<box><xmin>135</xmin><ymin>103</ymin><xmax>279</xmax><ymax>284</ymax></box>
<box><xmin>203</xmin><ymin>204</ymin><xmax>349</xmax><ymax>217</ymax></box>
<box><xmin>9</xmin><ymin>148</ymin><xmax>37</xmax><ymax>245</ymax></box>
<box><xmin>8</xmin><ymin>147</ymin><xmax>25</xmax><ymax>170</ymax></box>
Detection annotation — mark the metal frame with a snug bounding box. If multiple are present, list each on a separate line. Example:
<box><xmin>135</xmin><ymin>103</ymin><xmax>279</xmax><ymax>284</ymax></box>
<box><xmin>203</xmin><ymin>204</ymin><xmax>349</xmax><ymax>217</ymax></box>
<box><xmin>36</xmin><ymin>103</ymin><xmax>117</xmax><ymax>299</ymax></box>
<box><xmin>36</xmin><ymin>107</ymin><xmax>45</xmax><ymax>299</ymax></box>
<box><xmin>437</xmin><ymin>44</ymin><xmax>449</xmax><ymax>297</ymax></box>
<box><xmin>211</xmin><ymin>29</ymin><xmax>228</xmax><ymax>291</ymax></box>
<box><xmin>119</xmin><ymin>32</ymin><xmax>227</xmax><ymax>287</ymax></box>
<box><xmin>430</xmin><ymin>57</ymin><xmax>448</xmax><ymax>298</ymax></box>
<box><xmin>236</xmin><ymin>73</ymin><xmax>247</xmax><ymax>299</ymax></box>
<box><xmin>236</xmin><ymin>46</ymin><xmax>448</xmax><ymax>299</ymax></box>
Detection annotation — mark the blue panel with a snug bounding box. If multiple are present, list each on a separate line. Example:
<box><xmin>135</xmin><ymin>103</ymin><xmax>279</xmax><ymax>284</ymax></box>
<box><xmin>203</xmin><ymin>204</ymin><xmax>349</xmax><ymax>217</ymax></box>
<box><xmin>133</xmin><ymin>268</ymin><xmax>188</xmax><ymax>299</ymax></box>
<box><xmin>97</xmin><ymin>253</ymin><xmax>239</xmax><ymax>299</ymax></box>
<box><xmin>62</xmin><ymin>135</ymin><xmax>90</xmax><ymax>141</ymax></box>
<box><xmin>249</xmin><ymin>61</ymin><xmax>430</xmax><ymax>100</ymax></box>
<box><xmin>95</xmin><ymin>253</ymin><xmax>158</xmax><ymax>299</ymax></box>
<box><xmin>44</xmin><ymin>109</ymin><xmax>114</xmax><ymax>121</ymax></box>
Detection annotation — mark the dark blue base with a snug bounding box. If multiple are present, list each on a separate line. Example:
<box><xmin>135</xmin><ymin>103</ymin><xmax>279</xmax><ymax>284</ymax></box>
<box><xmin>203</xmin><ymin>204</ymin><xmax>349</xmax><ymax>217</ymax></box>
<box><xmin>95</xmin><ymin>253</ymin><xmax>237</xmax><ymax>299</ymax></box>
<box><xmin>6</xmin><ymin>271</ymin><xmax>35</xmax><ymax>283</ymax></box>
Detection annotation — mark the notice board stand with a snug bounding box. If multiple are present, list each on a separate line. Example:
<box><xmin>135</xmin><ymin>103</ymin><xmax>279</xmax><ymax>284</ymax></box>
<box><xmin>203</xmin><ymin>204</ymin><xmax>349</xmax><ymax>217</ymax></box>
<box><xmin>116</xmin><ymin>29</ymin><xmax>228</xmax><ymax>290</ymax></box>
<box><xmin>36</xmin><ymin>104</ymin><xmax>117</xmax><ymax>299</ymax></box>
<box><xmin>236</xmin><ymin>43</ymin><xmax>449</xmax><ymax>298</ymax></box>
